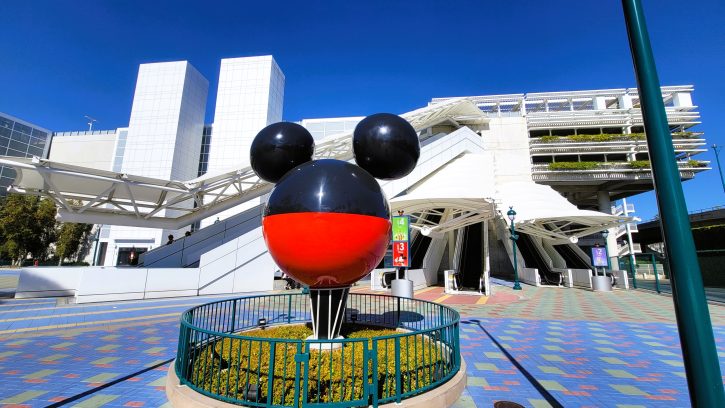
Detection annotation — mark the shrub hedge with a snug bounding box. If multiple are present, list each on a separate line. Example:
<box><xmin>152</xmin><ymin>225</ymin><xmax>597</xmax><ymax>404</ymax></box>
<box><xmin>189</xmin><ymin>324</ymin><xmax>446</xmax><ymax>406</ymax></box>
<box><xmin>628</xmin><ymin>160</ymin><xmax>652</xmax><ymax>169</ymax></box>
<box><xmin>537</xmin><ymin>131</ymin><xmax>694</xmax><ymax>143</ymax></box>
<box><xmin>547</xmin><ymin>161</ymin><xmax>600</xmax><ymax>171</ymax></box>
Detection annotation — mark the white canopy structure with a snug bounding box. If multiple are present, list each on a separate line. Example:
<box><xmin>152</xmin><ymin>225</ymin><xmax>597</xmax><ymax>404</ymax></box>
<box><xmin>389</xmin><ymin>153</ymin><xmax>497</xmax><ymax>238</ymax></box>
<box><xmin>494</xmin><ymin>181</ymin><xmax>629</xmax><ymax>243</ymax></box>
<box><xmin>0</xmin><ymin>98</ymin><xmax>487</xmax><ymax>229</ymax></box>
<box><xmin>390</xmin><ymin>154</ymin><xmax>628</xmax><ymax>244</ymax></box>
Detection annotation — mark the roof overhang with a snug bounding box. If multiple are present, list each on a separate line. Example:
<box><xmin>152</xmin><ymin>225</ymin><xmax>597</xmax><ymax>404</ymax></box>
<box><xmin>389</xmin><ymin>155</ymin><xmax>629</xmax><ymax>243</ymax></box>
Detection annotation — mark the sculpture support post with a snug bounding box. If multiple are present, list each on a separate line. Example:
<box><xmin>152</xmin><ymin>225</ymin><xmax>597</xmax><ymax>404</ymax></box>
<box><xmin>622</xmin><ymin>0</ymin><xmax>725</xmax><ymax>405</ymax></box>
<box><xmin>309</xmin><ymin>287</ymin><xmax>350</xmax><ymax>339</ymax></box>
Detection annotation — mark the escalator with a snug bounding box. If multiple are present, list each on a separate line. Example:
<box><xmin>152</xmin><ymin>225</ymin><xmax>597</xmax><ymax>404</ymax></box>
<box><xmin>456</xmin><ymin>223</ymin><xmax>483</xmax><ymax>291</ymax></box>
<box><xmin>410</xmin><ymin>210</ymin><xmax>444</xmax><ymax>269</ymax></box>
<box><xmin>555</xmin><ymin>244</ymin><xmax>592</xmax><ymax>270</ymax></box>
<box><xmin>517</xmin><ymin>233</ymin><xmax>562</xmax><ymax>285</ymax></box>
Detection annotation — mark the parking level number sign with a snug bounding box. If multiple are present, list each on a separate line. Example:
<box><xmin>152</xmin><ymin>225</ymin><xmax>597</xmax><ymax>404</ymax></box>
<box><xmin>393</xmin><ymin>241</ymin><xmax>409</xmax><ymax>267</ymax></box>
<box><xmin>392</xmin><ymin>215</ymin><xmax>410</xmax><ymax>267</ymax></box>
<box><xmin>591</xmin><ymin>247</ymin><xmax>608</xmax><ymax>267</ymax></box>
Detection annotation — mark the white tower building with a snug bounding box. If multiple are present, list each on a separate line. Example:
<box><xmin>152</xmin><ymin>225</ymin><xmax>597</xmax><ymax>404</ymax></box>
<box><xmin>105</xmin><ymin>61</ymin><xmax>209</xmax><ymax>265</ymax></box>
<box><xmin>202</xmin><ymin>55</ymin><xmax>284</xmax><ymax>226</ymax></box>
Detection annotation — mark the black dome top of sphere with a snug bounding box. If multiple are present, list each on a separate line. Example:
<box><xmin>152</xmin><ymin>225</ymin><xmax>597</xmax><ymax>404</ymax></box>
<box><xmin>250</xmin><ymin>122</ymin><xmax>315</xmax><ymax>183</ymax></box>
<box><xmin>265</xmin><ymin>159</ymin><xmax>390</xmax><ymax>219</ymax></box>
<box><xmin>353</xmin><ymin>113</ymin><xmax>420</xmax><ymax>180</ymax></box>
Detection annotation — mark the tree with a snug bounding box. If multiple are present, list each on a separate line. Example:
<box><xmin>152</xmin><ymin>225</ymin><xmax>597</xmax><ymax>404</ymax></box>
<box><xmin>0</xmin><ymin>195</ymin><xmax>57</xmax><ymax>265</ymax></box>
<box><xmin>56</xmin><ymin>222</ymin><xmax>93</xmax><ymax>265</ymax></box>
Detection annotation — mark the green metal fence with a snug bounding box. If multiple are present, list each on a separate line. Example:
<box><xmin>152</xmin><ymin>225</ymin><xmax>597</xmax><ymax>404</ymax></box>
<box><xmin>174</xmin><ymin>292</ymin><xmax>461</xmax><ymax>407</ymax></box>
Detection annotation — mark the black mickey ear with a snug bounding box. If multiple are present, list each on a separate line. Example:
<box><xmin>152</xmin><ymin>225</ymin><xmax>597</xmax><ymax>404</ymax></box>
<box><xmin>353</xmin><ymin>113</ymin><xmax>420</xmax><ymax>180</ymax></box>
<box><xmin>250</xmin><ymin>122</ymin><xmax>315</xmax><ymax>183</ymax></box>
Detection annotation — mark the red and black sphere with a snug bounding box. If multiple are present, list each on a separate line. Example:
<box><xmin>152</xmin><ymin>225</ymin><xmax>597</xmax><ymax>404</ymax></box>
<box><xmin>251</xmin><ymin>113</ymin><xmax>419</xmax><ymax>290</ymax></box>
<box><xmin>262</xmin><ymin>159</ymin><xmax>391</xmax><ymax>288</ymax></box>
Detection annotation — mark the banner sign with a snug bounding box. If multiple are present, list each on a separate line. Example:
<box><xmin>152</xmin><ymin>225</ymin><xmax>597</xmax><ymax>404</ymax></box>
<box><xmin>392</xmin><ymin>215</ymin><xmax>410</xmax><ymax>267</ymax></box>
<box><xmin>591</xmin><ymin>247</ymin><xmax>608</xmax><ymax>267</ymax></box>
<box><xmin>393</xmin><ymin>241</ymin><xmax>409</xmax><ymax>267</ymax></box>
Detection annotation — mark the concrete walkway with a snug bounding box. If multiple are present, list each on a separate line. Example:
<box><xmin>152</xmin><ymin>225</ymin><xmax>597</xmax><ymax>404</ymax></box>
<box><xmin>0</xmin><ymin>283</ymin><xmax>722</xmax><ymax>407</ymax></box>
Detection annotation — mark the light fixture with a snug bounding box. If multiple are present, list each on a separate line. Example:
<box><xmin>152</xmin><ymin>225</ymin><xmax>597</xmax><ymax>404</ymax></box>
<box><xmin>258</xmin><ymin>317</ymin><xmax>267</xmax><ymax>328</ymax></box>
<box><xmin>602</xmin><ymin>230</ymin><xmax>609</xmax><ymax>239</ymax></box>
<box><xmin>507</xmin><ymin>206</ymin><xmax>516</xmax><ymax>222</ymax></box>
<box><xmin>350</xmin><ymin>310</ymin><xmax>358</xmax><ymax>323</ymax></box>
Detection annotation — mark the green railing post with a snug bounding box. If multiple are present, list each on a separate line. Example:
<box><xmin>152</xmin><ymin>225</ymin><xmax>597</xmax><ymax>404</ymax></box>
<box><xmin>371</xmin><ymin>341</ymin><xmax>379</xmax><ymax>408</ymax></box>
<box><xmin>293</xmin><ymin>343</ymin><xmax>302</xmax><ymax>408</ymax></box>
<box><xmin>621</xmin><ymin>0</ymin><xmax>725</xmax><ymax>405</ymax></box>
<box><xmin>267</xmin><ymin>342</ymin><xmax>276</xmax><ymax>407</ymax></box>
<box><xmin>230</xmin><ymin>300</ymin><xmax>237</xmax><ymax>332</ymax></box>
<box><xmin>395</xmin><ymin>337</ymin><xmax>402</xmax><ymax>403</ymax></box>
<box><xmin>287</xmin><ymin>294</ymin><xmax>292</xmax><ymax>324</ymax></box>
<box><xmin>651</xmin><ymin>253</ymin><xmax>661</xmax><ymax>293</ymax></box>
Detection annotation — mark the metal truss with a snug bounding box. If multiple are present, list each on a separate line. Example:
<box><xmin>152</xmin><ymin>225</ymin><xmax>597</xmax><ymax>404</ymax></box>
<box><xmin>1</xmin><ymin>98</ymin><xmax>487</xmax><ymax>229</ymax></box>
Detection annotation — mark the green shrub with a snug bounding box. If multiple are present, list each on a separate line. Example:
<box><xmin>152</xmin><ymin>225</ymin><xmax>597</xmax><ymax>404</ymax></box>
<box><xmin>628</xmin><ymin>160</ymin><xmax>651</xmax><ymax>169</ymax></box>
<box><xmin>539</xmin><ymin>135</ymin><xmax>560</xmax><ymax>143</ymax></box>
<box><xmin>189</xmin><ymin>324</ymin><xmax>446</xmax><ymax>405</ymax></box>
<box><xmin>547</xmin><ymin>161</ymin><xmax>600</xmax><ymax>171</ymax></box>
<box><xmin>538</xmin><ymin>132</ymin><xmax>648</xmax><ymax>143</ymax></box>
<box><xmin>686</xmin><ymin>160</ymin><xmax>707</xmax><ymax>168</ymax></box>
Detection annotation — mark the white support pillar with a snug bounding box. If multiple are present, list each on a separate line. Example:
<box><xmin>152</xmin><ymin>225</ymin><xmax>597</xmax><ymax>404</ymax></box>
<box><xmin>619</xmin><ymin>94</ymin><xmax>634</xmax><ymax>109</ymax></box>
<box><xmin>598</xmin><ymin>191</ymin><xmax>619</xmax><ymax>268</ymax></box>
<box><xmin>622</xmin><ymin>197</ymin><xmax>638</xmax><ymax>272</ymax></box>
<box><xmin>593</xmin><ymin>96</ymin><xmax>608</xmax><ymax>111</ymax></box>
<box><xmin>447</xmin><ymin>230</ymin><xmax>455</xmax><ymax>271</ymax></box>
<box><xmin>482</xmin><ymin>219</ymin><xmax>490</xmax><ymax>295</ymax></box>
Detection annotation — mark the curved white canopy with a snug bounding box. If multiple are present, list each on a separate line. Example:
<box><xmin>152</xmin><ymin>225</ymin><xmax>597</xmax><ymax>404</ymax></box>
<box><xmin>390</xmin><ymin>154</ymin><xmax>628</xmax><ymax>243</ymax></box>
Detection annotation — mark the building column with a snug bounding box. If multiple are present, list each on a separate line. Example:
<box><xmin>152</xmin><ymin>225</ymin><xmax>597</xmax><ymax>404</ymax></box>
<box><xmin>597</xmin><ymin>191</ymin><xmax>619</xmax><ymax>268</ymax></box>
<box><xmin>482</xmin><ymin>220</ymin><xmax>490</xmax><ymax>295</ymax></box>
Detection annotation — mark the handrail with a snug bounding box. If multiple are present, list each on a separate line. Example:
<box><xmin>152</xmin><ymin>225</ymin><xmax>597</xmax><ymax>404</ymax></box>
<box><xmin>174</xmin><ymin>292</ymin><xmax>461</xmax><ymax>408</ymax></box>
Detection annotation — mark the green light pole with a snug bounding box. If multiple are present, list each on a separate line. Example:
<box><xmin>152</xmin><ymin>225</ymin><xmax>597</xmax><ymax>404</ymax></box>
<box><xmin>622</xmin><ymin>0</ymin><xmax>725</xmax><ymax>405</ymax></box>
<box><xmin>507</xmin><ymin>207</ymin><xmax>522</xmax><ymax>290</ymax></box>
<box><xmin>712</xmin><ymin>144</ymin><xmax>725</xmax><ymax>194</ymax></box>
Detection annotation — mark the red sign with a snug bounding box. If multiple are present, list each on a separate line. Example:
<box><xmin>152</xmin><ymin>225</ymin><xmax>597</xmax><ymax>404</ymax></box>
<box><xmin>392</xmin><ymin>241</ymin><xmax>409</xmax><ymax>267</ymax></box>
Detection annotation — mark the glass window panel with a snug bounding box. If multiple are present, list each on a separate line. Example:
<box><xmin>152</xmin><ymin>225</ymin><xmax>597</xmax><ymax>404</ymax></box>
<box><xmin>8</xmin><ymin>140</ymin><xmax>28</xmax><ymax>153</ymax></box>
<box><xmin>6</xmin><ymin>148</ymin><xmax>27</xmax><ymax>157</ymax></box>
<box><xmin>0</xmin><ymin>117</ymin><xmax>13</xmax><ymax>129</ymax></box>
<box><xmin>29</xmin><ymin>136</ymin><xmax>46</xmax><ymax>148</ymax></box>
<box><xmin>27</xmin><ymin>145</ymin><xmax>44</xmax><ymax>157</ymax></box>
<box><xmin>12</xmin><ymin>123</ymin><xmax>32</xmax><ymax>135</ymax></box>
<box><xmin>11</xmin><ymin>131</ymin><xmax>30</xmax><ymax>144</ymax></box>
<box><xmin>0</xmin><ymin>136</ymin><xmax>8</xmax><ymax>149</ymax></box>
<box><xmin>0</xmin><ymin>126</ymin><xmax>10</xmax><ymax>138</ymax></box>
<box><xmin>0</xmin><ymin>146</ymin><xmax>8</xmax><ymax>156</ymax></box>
<box><xmin>32</xmin><ymin>129</ymin><xmax>48</xmax><ymax>138</ymax></box>
<box><xmin>1</xmin><ymin>166</ymin><xmax>16</xmax><ymax>178</ymax></box>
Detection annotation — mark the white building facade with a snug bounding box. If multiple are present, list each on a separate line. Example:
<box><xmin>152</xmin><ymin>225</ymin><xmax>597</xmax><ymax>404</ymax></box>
<box><xmin>19</xmin><ymin>55</ymin><xmax>708</xmax><ymax>271</ymax></box>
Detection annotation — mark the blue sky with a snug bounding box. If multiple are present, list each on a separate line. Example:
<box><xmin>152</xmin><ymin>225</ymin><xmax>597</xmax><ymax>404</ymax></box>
<box><xmin>0</xmin><ymin>0</ymin><xmax>723</xmax><ymax>220</ymax></box>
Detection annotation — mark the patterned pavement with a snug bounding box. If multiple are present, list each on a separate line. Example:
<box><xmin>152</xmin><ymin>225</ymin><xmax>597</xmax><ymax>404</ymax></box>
<box><xmin>0</xmin><ymin>277</ymin><xmax>723</xmax><ymax>407</ymax></box>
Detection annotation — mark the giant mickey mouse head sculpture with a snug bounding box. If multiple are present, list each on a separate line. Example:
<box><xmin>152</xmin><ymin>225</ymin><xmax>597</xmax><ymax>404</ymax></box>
<box><xmin>250</xmin><ymin>114</ymin><xmax>420</xmax><ymax>340</ymax></box>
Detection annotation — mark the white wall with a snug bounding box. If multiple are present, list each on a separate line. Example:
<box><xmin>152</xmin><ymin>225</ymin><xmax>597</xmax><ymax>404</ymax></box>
<box><xmin>480</xmin><ymin>116</ymin><xmax>532</xmax><ymax>184</ymax></box>
<box><xmin>48</xmin><ymin>133</ymin><xmax>117</xmax><ymax>171</ymax></box>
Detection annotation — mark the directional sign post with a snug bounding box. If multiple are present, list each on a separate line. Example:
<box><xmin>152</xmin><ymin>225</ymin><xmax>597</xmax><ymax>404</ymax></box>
<box><xmin>392</xmin><ymin>215</ymin><xmax>410</xmax><ymax>268</ymax></box>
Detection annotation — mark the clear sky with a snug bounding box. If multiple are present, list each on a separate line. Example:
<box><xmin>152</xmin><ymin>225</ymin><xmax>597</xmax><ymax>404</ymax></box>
<box><xmin>1</xmin><ymin>0</ymin><xmax>723</xmax><ymax>220</ymax></box>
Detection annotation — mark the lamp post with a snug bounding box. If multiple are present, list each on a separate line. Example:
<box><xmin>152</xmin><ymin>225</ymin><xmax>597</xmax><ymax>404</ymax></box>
<box><xmin>507</xmin><ymin>207</ymin><xmax>522</xmax><ymax>290</ymax></box>
<box><xmin>622</xmin><ymin>0</ymin><xmax>725</xmax><ymax>404</ymax></box>
<box><xmin>712</xmin><ymin>144</ymin><xmax>725</xmax><ymax>194</ymax></box>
